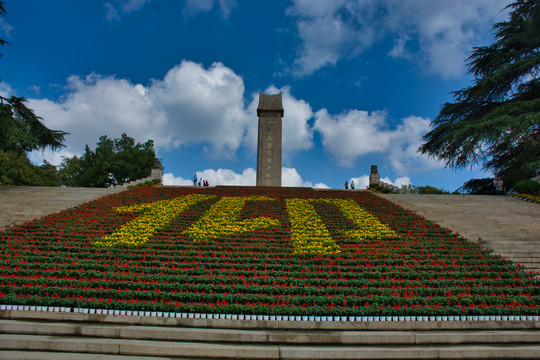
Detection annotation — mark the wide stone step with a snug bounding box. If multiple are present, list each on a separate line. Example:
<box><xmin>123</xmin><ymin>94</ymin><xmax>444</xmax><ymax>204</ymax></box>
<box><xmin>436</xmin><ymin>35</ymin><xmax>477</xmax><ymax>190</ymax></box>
<box><xmin>0</xmin><ymin>334</ymin><xmax>278</xmax><ymax>359</ymax></box>
<box><xmin>0</xmin><ymin>186</ymin><xmax>123</xmax><ymax>229</ymax></box>
<box><xmin>376</xmin><ymin>194</ymin><xmax>540</xmax><ymax>274</ymax></box>
<box><xmin>3</xmin><ymin>319</ymin><xmax>540</xmax><ymax>345</ymax></box>
<box><xmin>1</xmin><ymin>311</ymin><xmax>540</xmax><ymax>359</ymax></box>
<box><xmin>1</xmin><ymin>333</ymin><xmax>540</xmax><ymax>360</ymax></box>
<box><xmin>0</xmin><ymin>352</ymin><xmax>170</xmax><ymax>360</ymax></box>
<box><xmin>484</xmin><ymin>247</ymin><xmax>540</xmax><ymax>253</ymax></box>
<box><xmin>480</xmin><ymin>238</ymin><xmax>540</xmax><ymax>243</ymax></box>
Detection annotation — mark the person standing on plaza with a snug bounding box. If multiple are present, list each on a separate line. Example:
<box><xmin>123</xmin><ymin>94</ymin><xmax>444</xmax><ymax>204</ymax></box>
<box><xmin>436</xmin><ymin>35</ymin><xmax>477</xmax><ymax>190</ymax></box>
<box><xmin>493</xmin><ymin>177</ymin><xmax>504</xmax><ymax>195</ymax></box>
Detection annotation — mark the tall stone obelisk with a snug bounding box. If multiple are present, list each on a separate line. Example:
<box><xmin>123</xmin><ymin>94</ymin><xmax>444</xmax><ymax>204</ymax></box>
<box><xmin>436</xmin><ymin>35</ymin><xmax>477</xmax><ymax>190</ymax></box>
<box><xmin>256</xmin><ymin>92</ymin><xmax>284</xmax><ymax>187</ymax></box>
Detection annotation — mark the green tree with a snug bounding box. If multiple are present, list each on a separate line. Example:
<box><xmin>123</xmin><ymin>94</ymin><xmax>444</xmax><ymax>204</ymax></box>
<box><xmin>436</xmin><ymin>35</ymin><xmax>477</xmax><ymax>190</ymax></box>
<box><xmin>59</xmin><ymin>133</ymin><xmax>160</xmax><ymax>187</ymax></box>
<box><xmin>416</xmin><ymin>185</ymin><xmax>449</xmax><ymax>195</ymax></box>
<box><xmin>57</xmin><ymin>156</ymin><xmax>83</xmax><ymax>187</ymax></box>
<box><xmin>0</xmin><ymin>150</ymin><xmax>40</xmax><ymax>185</ymax></box>
<box><xmin>0</xmin><ymin>150</ymin><xmax>60</xmax><ymax>186</ymax></box>
<box><xmin>0</xmin><ymin>3</ymin><xmax>67</xmax><ymax>155</ymax></box>
<box><xmin>0</xmin><ymin>96</ymin><xmax>68</xmax><ymax>155</ymax></box>
<box><xmin>419</xmin><ymin>0</ymin><xmax>540</xmax><ymax>188</ymax></box>
<box><xmin>35</xmin><ymin>160</ymin><xmax>60</xmax><ymax>186</ymax></box>
<box><xmin>113</xmin><ymin>133</ymin><xmax>157</xmax><ymax>185</ymax></box>
<box><xmin>0</xmin><ymin>1</ymin><xmax>67</xmax><ymax>185</ymax></box>
<box><xmin>78</xmin><ymin>137</ymin><xmax>116</xmax><ymax>187</ymax></box>
<box><xmin>457</xmin><ymin>178</ymin><xmax>497</xmax><ymax>195</ymax></box>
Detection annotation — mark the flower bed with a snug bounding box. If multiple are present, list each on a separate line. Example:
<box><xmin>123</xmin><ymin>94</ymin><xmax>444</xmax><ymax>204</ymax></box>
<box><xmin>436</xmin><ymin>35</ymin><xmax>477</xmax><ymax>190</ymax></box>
<box><xmin>1</xmin><ymin>186</ymin><xmax>539</xmax><ymax>317</ymax></box>
<box><xmin>509</xmin><ymin>193</ymin><xmax>540</xmax><ymax>204</ymax></box>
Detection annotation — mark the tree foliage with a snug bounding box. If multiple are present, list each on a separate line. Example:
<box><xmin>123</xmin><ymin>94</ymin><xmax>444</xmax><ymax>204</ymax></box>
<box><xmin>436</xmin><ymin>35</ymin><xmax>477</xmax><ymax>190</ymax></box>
<box><xmin>0</xmin><ymin>2</ymin><xmax>67</xmax><ymax>155</ymax></box>
<box><xmin>512</xmin><ymin>179</ymin><xmax>540</xmax><ymax>194</ymax></box>
<box><xmin>0</xmin><ymin>149</ymin><xmax>60</xmax><ymax>186</ymax></box>
<box><xmin>419</xmin><ymin>0</ymin><xmax>540</xmax><ymax>187</ymax></box>
<box><xmin>416</xmin><ymin>185</ymin><xmax>449</xmax><ymax>195</ymax></box>
<box><xmin>0</xmin><ymin>1</ymin><xmax>68</xmax><ymax>185</ymax></box>
<box><xmin>457</xmin><ymin>178</ymin><xmax>497</xmax><ymax>195</ymax></box>
<box><xmin>58</xmin><ymin>133</ymin><xmax>161</xmax><ymax>188</ymax></box>
<box><xmin>0</xmin><ymin>96</ymin><xmax>68</xmax><ymax>155</ymax></box>
<box><xmin>0</xmin><ymin>2</ymin><xmax>8</xmax><ymax>51</ymax></box>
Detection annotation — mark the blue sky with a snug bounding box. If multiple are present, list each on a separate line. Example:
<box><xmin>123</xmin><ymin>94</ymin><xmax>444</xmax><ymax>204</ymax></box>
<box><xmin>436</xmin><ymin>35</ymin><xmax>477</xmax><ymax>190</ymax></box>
<box><xmin>0</xmin><ymin>0</ymin><xmax>511</xmax><ymax>190</ymax></box>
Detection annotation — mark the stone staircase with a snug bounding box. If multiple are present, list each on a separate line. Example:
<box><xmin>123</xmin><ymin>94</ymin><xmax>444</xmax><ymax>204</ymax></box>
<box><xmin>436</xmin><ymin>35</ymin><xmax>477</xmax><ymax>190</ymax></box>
<box><xmin>0</xmin><ymin>186</ymin><xmax>124</xmax><ymax>230</ymax></box>
<box><xmin>376</xmin><ymin>194</ymin><xmax>540</xmax><ymax>274</ymax></box>
<box><xmin>117</xmin><ymin>168</ymin><xmax>163</xmax><ymax>189</ymax></box>
<box><xmin>1</xmin><ymin>310</ymin><xmax>539</xmax><ymax>359</ymax></box>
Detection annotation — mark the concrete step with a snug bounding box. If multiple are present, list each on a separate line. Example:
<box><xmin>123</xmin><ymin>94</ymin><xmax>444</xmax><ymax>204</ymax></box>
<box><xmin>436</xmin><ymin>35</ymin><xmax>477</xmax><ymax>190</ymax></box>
<box><xmin>3</xmin><ymin>319</ymin><xmax>540</xmax><ymax>345</ymax></box>
<box><xmin>0</xmin><ymin>334</ymin><xmax>279</xmax><ymax>359</ymax></box>
<box><xmin>0</xmin><ymin>352</ymin><xmax>170</xmax><ymax>360</ymax></box>
<box><xmin>1</xmin><ymin>311</ymin><xmax>539</xmax><ymax>359</ymax></box>
<box><xmin>1</xmin><ymin>330</ymin><xmax>540</xmax><ymax>360</ymax></box>
<box><xmin>2</xmin><ymin>335</ymin><xmax>540</xmax><ymax>360</ymax></box>
<box><xmin>0</xmin><ymin>186</ymin><xmax>124</xmax><ymax>229</ymax></box>
<box><xmin>484</xmin><ymin>247</ymin><xmax>540</xmax><ymax>253</ymax></box>
<box><xmin>376</xmin><ymin>194</ymin><xmax>540</xmax><ymax>274</ymax></box>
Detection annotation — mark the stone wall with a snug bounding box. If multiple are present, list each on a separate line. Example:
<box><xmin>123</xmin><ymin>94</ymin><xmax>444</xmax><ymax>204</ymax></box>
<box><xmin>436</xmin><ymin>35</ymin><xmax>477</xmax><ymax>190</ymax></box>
<box><xmin>118</xmin><ymin>168</ymin><xmax>163</xmax><ymax>189</ymax></box>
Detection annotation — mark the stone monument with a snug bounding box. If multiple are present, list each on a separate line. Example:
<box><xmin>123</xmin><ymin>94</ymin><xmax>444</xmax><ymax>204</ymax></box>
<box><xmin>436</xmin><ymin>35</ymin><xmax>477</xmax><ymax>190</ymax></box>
<box><xmin>256</xmin><ymin>92</ymin><xmax>284</xmax><ymax>187</ymax></box>
<box><xmin>369</xmin><ymin>165</ymin><xmax>380</xmax><ymax>185</ymax></box>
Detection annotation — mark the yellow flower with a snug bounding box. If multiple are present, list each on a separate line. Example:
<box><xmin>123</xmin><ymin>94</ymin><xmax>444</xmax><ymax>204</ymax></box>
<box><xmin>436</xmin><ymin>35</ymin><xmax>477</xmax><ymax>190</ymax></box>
<box><xmin>183</xmin><ymin>196</ymin><xmax>279</xmax><ymax>241</ymax></box>
<box><xmin>286</xmin><ymin>198</ymin><xmax>340</xmax><ymax>255</ymax></box>
<box><xmin>315</xmin><ymin>198</ymin><xmax>398</xmax><ymax>240</ymax></box>
<box><xmin>95</xmin><ymin>194</ymin><xmax>214</xmax><ymax>247</ymax></box>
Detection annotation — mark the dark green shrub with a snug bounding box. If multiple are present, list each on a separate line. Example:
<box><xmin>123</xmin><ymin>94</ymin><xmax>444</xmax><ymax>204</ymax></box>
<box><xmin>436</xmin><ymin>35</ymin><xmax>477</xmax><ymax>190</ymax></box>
<box><xmin>368</xmin><ymin>184</ymin><xmax>396</xmax><ymax>194</ymax></box>
<box><xmin>512</xmin><ymin>180</ymin><xmax>540</xmax><ymax>194</ymax></box>
<box><xmin>416</xmin><ymin>185</ymin><xmax>448</xmax><ymax>194</ymax></box>
<box><xmin>128</xmin><ymin>178</ymin><xmax>162</xmax><ymax>189</ymax></box>
<box><xmin>458</xmin><ymin>178</ymin><xmax>497</xmax><ymax>195</ymax></box>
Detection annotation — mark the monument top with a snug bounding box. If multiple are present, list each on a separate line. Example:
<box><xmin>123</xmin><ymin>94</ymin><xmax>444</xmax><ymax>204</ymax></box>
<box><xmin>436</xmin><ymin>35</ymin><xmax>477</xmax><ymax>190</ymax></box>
<box><xmin>257</xmin><ymin>92</ymin><xmax>284</xmax><ymax>117</ymax></box>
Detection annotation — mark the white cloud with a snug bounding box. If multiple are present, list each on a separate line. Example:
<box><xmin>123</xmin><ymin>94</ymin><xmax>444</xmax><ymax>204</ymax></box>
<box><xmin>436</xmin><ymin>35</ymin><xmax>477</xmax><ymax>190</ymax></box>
<box><xmin>0</xmin><ymin>18</ymin><xmax>13</xmax><ymax>38</ymax></box>
<box><xmin>387</xmin><ymin>116</ymin><xmax>442</xmax><ymax>174</ymax></box>
<box><xmin>394</xmin><ymin>176</ymin><xmax>411</xmax><ymax>188</ymax></box>
<box><xmin>349</xmin><ymin>175</ymin><xmax>370</xmax><ymax>190</ymax></box>
<box><xmin>349</xmin><ymin>174</ymin><xmax>411</xmax><ymax>190</ymax></box>
<box><xmin>384</xmin><ymin>0</ymin><xmax>510</xmax><ymax>78</ymax></box>
<box><xmin>184</xmin><ymin>0</ymin><xmax>237</xmax><ymax>18</ymax></box>
<box><xmin>163</xmin><ymin>168</ymin><xmax>255</xmax><ymax>186</ymax></box>
<box><xmin>104</xmin><ymin>0</ymin><xmax>151</xmax><ymax>21</ymax></box>
<box><xmin>0</xmin><ymin>81</ymin><xmax>13</xmax><ymax>97</ymax></box>
<box><xmin>162</xmin><ymin>173</ymin><xmax>193</xmax><ymax>186</ymax></box>
<box><xmin>287</xmin><ymin>0</ymin><xmax>379</xmax><ymax>75</ymax></box>
<box><xmin>287</xmin><ymin>0</ymin><xmax>348</xmax><ymax>18</ymax></box>
<box><xmin>28</xmin><ymin>73</ymin><xmax>164</xmax><ymax>165</ymax></box>
<box><xmin>195</xmin><ymin>168</ymin><xmax>256</xmax><ymax>186</ymax></box>
<box><xmin>313</xmin><ymin>109</ymin><xmax>391</xmax><ymax>167</ymax></box>
<box><xmin>25</xmin><ymin>62</ymin><xmax>316</xmax><ymax>169</ymax></box>
<box><xmin>20</xmin><ymin>60</ymin><xmax>438</xmax><ymax>182</ymax></box>
<box><xmin>314</xmin><ymin>109</ymin><xmax>441</xmax><ymax>174</ymax></box>
<box><xmin>282</xmin><ymin>167</ymin><xmax>311</xmax><ymax>187</ymax></box>
<box><xmin>28</xmin><ymin>149</ymin><xmax>75</xmax><ymax>168</ymax></box>
<box><xmin>287</xmin><ymin>0</ymin><xmax>510</xmax><ymax>78</ymax></box>
<box><xmin>28</xmin><ymin>61</ymin><xmax>252</xmax><ymax>165</ymax></box>
<box><xmin>151</xmin><ymin>61</ymin><xmax>250</xmax><ymax>158</ymax></box>
<box><xmin>313</xmin><ymin>183</ymin><xmax>330</xmax><ymax>189</ymax></box>
<box><xmin>162</xmin><ymin>167</ymin><xmax>324</xmax><ymax>188</ymax></box>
